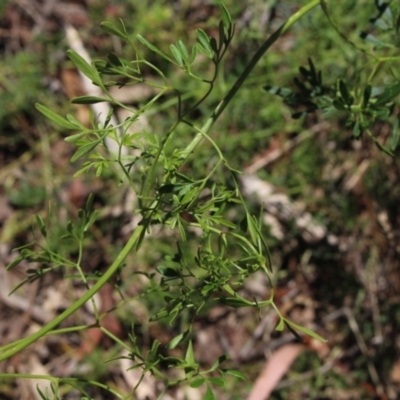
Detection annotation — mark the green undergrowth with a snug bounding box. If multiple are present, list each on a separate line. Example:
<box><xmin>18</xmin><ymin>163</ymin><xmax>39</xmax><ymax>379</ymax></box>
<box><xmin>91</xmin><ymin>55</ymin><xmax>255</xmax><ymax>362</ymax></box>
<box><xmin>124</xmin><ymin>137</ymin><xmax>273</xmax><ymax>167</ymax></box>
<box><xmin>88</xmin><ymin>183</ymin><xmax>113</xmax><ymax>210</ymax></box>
<box><xmin>1</xmin><ymin>1</ymin><xmax>400</xmax><ymax>399</ymax></box>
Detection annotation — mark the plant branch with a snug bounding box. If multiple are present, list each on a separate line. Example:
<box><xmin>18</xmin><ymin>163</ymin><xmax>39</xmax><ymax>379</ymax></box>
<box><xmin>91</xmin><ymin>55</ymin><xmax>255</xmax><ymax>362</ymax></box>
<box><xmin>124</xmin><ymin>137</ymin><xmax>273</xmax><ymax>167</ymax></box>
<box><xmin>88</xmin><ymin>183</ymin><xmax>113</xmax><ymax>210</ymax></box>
<box><xmin>179</xmin><ymin>0</ymin><xmax>322</xmax><ymax>160</ymax></box>
<box><xmin>0</xmin><ymin>225</ymin><xmax>144</xmax><ymax>361</ymax></box>
<box><xmin>0</xmin><ymin>0</ymin><xmax>322</xmax><ymax>364</ymax></box>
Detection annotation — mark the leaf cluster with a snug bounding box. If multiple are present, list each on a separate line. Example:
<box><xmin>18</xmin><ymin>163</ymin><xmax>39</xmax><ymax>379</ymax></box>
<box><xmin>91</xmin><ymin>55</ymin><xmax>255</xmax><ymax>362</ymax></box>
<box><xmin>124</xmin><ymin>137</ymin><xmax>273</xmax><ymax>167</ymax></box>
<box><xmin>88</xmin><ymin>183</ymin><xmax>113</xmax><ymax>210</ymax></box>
<box><xmin>266</xmin><ymin>2</ymin><xmax>400</xmax><ymax>156</ymax></box>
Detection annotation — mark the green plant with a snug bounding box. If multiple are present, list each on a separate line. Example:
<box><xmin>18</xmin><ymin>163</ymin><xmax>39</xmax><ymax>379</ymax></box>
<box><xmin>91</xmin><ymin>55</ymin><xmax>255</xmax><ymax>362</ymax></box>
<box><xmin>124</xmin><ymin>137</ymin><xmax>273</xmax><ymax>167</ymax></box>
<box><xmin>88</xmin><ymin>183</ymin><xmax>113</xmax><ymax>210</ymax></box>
<box><xmin>1</xmin><ymin>1</ymin><xmax>399</xmax><ymax>399</ymax></box>
<box><xmin>266</xmin><ymin>1</ymin><xmax>400</xmax><ymax>156</ymax></box>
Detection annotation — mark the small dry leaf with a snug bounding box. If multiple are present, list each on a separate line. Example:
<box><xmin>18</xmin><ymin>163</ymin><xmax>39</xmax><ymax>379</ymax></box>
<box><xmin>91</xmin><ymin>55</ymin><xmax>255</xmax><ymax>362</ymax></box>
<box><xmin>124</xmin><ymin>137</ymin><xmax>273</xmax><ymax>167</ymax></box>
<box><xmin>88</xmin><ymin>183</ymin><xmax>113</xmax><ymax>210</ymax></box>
<box><xmin>247</xmin><ymin>344</ymin><xmax>304</xmax><ymax>400</ymax></box>
<box><xmin>390</xmin><ymin>359</ymin><xmax>400</xmax><ymax>383</ymax></box>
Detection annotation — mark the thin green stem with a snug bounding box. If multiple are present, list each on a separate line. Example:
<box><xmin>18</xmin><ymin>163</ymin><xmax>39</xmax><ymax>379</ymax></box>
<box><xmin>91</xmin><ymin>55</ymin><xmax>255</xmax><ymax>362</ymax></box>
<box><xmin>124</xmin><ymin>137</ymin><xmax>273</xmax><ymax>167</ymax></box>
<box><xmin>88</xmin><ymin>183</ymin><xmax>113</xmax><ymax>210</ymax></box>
<box><xmin>320</xmin><ymin>0</ymin><xmax>377</xmax><ymax>60</ymax></box>
<box><xmin>100</xmin><ymin>326</ymin><xmax>132</xmax><ymax>351</ymax></box>
<box><xmin>179</xmin><ymin>0</ymin><xmax>322</xmax><ymax>161</ymax></box>
<box><xmin>74</xmin><ymin>237</ymin><xmax>101</xmax><ymax>320</ymax></box>
<box><xmin>365</xmin><ymin>128</ymin><xmax>393</xmax><ymax>156</ymax></box>
<box><xmin>0</xmin><ymin>224</ymin><xmax>144</xmax><ymax>361</ymax></box>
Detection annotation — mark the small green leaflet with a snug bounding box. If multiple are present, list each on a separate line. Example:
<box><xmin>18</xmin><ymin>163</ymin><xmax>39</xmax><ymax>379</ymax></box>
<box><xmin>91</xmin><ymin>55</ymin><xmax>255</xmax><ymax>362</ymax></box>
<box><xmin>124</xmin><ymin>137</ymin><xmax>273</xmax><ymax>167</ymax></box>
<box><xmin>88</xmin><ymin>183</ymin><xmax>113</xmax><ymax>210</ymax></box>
<box><xmin>67</xmin><ymin>50</ymin><xmax>103</xmax><ymax>88</ymax></box>
<box><xmin>36</xmin><ymin>103</ymin><xmax>77</xmax><ymax>129</ymax></box>
<box><xmin>71</xmin><ymin>96</ymin><xmax>110</xmax><ymax>104</ymax></box>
